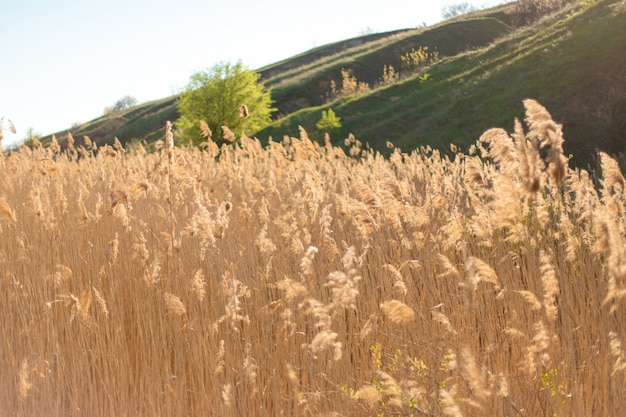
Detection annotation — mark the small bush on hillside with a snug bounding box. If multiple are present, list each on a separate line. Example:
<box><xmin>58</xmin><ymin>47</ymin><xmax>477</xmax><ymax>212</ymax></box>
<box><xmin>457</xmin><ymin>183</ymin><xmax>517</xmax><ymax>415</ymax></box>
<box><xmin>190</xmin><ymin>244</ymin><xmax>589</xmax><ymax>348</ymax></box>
<box><xmin>442</xmin><ymin>2</ymin><xmax>477</xmax><ymax>20</ymax></box>
<box><xmin>316</xmin><ymin>108</ymin><xmax>342</xmax><ymax>133</ymax></box>
<box><xmin>104</xmin><ymin>95</ymin><xmax>138</xmax><ymax>116</ymax></box>
<box><xmin>379</xmin><ymin>64</ymin><xmax>400</xmax><ymax>86</ymax></box>
<box><xmin>327</xmin><ymin>69</ymin><xmax>370</xmax><ymax>102</ymax></box>
<box><xmin>400</xmin><ymin>46</ymin><xmax>439</xmax><ymax>76</ymax></box>
<box><xmin>113</xmin><ymin>95</ymin><xmax>138</xmax><ymax>112</ymax></box>
<box><xmin>506</xmin><ymin>0</ymin><xmax>572</xmax><ymax>25</ymax></box>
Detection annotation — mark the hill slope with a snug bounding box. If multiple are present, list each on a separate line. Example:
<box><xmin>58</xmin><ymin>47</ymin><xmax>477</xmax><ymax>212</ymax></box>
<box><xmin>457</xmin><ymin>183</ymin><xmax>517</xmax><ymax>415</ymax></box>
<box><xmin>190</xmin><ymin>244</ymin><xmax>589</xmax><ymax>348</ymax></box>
<box><xmin>258</xmin><ymin>0</ymin><xmax>626</xmax><ymax>167</ymax></box>
<box><xmin>37</xmin><ymin>0</ymin><xmax>625</xmax><ymax>167</ymax></box>
<box><xmin>263</xmin><ymin>17</ymin><xmax>511</xmax><ymax>115</ymax></box>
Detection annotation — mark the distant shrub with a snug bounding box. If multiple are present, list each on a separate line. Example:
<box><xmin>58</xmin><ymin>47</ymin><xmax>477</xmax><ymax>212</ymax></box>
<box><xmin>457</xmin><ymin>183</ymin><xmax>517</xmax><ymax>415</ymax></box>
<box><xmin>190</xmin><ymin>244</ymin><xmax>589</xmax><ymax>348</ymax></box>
<box><xmin>316</xmin><ymin>108</ymin><xmax>342</xmax><ymax>133</ymax></box>
<box><xmin>379</xmin><ymin>64</ymin><xmax>400</xmax><ymax>86</ymax></box>
<box><xmin>327</xmin><ymin>69</ymin><xmax>370</xmax><ymax>102</ymax></box>
<box><xmin>103</xmin><ymin>96</ymin><xmax>138</xmax><ymax>116</ymax></box>
<box><xmin>441</xmin><ymin>2</ymin><xmax>477</xmax><ymax>20</ymax></box>
<box><xmin>401</xmin><ymin>46</ymin><xmax>439</xmax><ymax>73</ymax></box>
<box><xmin>506</xmin><ymin>0</ymin><xmax>572</xmax><ymax>25</ymax></box>
<box><xmin>24</xmin><ymin>127</ymin><xmax>40</xmax><ymax>142</ymax></box>
<box><xmin>374</xmin><ymin>46</ymin><xmax>437</xmax><ymax>90</ymax></box>
<box><xmin>358</xmin><ymin>26</ymin><xmax>375</xmax><ymax>36</ymax></box>
<box><xmin>113</xmin><ymin>95</ymin><xmax>138</xmax><ymax>112</ymax></box>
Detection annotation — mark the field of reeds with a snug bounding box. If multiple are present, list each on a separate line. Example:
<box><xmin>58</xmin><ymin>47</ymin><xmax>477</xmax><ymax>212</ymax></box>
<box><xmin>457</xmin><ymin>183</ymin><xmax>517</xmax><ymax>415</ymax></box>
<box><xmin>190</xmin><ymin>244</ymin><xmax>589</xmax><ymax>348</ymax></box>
<box><xmin>1</xmin><ymin>100</ymin><xmax>626</xmax><ymax>416</ymax></box>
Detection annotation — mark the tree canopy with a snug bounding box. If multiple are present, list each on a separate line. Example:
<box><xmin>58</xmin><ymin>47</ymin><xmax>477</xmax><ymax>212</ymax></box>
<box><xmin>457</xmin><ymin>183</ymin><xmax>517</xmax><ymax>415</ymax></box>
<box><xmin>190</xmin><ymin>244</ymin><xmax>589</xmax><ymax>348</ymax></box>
<box><xmin>113</xmin><ymin>95</ymin><xmax>138</xmax><ymax>111</ymax></box>
<box><xmin>103</xmin><ymin>95</ymin><xmax>138</xmax><ymax>115</ymax></box>
<box><xmin>176</xmin><ymin>61</ymin><xmax>274</xmax><ymax>146</ymax></box>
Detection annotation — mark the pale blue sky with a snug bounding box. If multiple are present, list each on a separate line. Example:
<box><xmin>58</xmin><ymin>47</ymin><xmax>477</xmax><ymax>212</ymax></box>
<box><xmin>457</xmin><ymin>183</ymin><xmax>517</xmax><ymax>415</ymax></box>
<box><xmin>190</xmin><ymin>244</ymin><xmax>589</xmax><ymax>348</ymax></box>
<box><xmin>1</xmin><ymin>0</ymin><xmax>506</xmax><ymax>147</ymax></box>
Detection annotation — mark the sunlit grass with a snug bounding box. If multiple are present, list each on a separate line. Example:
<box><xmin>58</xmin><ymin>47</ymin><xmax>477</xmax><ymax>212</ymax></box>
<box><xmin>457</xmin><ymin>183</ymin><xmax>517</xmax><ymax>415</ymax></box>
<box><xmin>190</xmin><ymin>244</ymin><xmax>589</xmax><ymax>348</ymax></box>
<box><xmin>1</xmin><ymin>100</ymin><xmax>625</xmax><ymax>416</ymax></box>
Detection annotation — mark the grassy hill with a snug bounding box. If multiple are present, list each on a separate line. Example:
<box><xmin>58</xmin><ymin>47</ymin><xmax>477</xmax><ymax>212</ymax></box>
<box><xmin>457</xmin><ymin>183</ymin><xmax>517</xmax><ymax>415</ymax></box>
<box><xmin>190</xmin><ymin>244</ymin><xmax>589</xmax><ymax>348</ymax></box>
<box><xmin>261</xmin><ymin>17</ymin><xmax>511</xmax><ymax>115</ymax></box>
<box><xmin>38</xmin><ymin>0</ymin><xmax>626</xmax><ymax>167</ymax></box>
<box><xmin>258</xmin><ymin>0</ymin><xmax>626</xmax><ymax>167</ymax></box>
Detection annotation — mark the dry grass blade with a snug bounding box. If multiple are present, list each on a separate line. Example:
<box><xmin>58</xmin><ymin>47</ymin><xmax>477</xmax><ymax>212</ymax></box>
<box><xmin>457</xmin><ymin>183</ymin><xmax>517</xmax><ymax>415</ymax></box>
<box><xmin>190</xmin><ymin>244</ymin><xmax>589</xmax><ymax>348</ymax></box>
<box><xmin>1</xmin><ymin>102</ymin><xmax>624</xmax><ymax>416</ymax></box>
<box><xmin>18</xmin><ymin>359</ymin><xmax>31</xmax><ymax>400</ymax></box>
<box><xmin>439</xmin><ymin>385</ymin><xmax>463</xmax><ymax>417</ymax></box>
<box><xmin>222</xmin><ymin>125</ymin><xmax>236</xmax><ymax>142</ymax></box>
<box><xmin>80</xmin><ymin>287</ymin><xmax>92</xmax><ymax>320</ymax></box>
<box><xmin>467</xmin><ymin>256</ymin><xmax>501</xmax><ymax>290</ymax></box>
<box><xmin>480</xmin><ymin>127</ymin><xmax>517</xmax><ymax>175</ymax></box>
<box><xmin>199</xmin><ymin>120</ymin><xmax>212</xmax><ymax>140</ymax></box>
<box><xmin>516</xmin><ymin>290</ymin><xmax>542</xmax><ymax>310</ymax></box>
<box><xmin>459</xmin><ymin>346</ymin><xmax>489</xmax><ymax>403</ymax></box>
<box><xmin>191</xmin><ymin>269</ymin><xmax>206</xmax><ymax>302</ymax></box>
<box><xmin>92</xmin><ymin>287</ymin><xmax>109</xmax><ymax>316</ymax></box>
<box><xmin>380</xmin><ymin>300</ymin><xmax>415</xmax><ymax>324</ymax></box>
<box><xmin>437</xmin><ymin>254</ymin><xmax>460</xmax><ymax>279</ymax></box>
<box><xmin>8</xmin><ymin>119</ymin><xmax>16</xmax><ymax>134</ymax></box>
<box><xmin>325</xmin><ymin>247</ymin><xmax>361</xmax><ymax>309</ymax></box>
<box><xmin>0</xmin><ymin>197</ymin><xmax>17</xmax><ymax>223</ymax></box>
<box><xmin>523</xmin><ymin>99</ymin><xmax>567</xmax><ymax>184</ymax></box>
<box><xmin>599</xmin><ymin>151</ymin><xmax>625</xmax><ymax>194</ymax></box>
<box><xmin>540</xmin><ymin>250</ymin><xmax>559</xmax><ymax>321</ymax></box>
<box><xmin>609</xmin><ymin>332</ymin><xmax>626</xmax><ymax>376</ymax></box>
<box><xmin>163</xmin><ymin>292</ymin><xmax>187</xmax><ymax>316</ymax></box>
<box><xmin>464</xmin><ymin>157</ymin><xmax>485</xmax><ymax>186</ymax></box>
<box><xmin>513</xmin><ymin>118</ymin><xmax>542</xmax><ymax>193</ymax></box>
<box><xmin>299</xmin><ymin>246</ymin><xmax>318</xmax><ymax>277</ymax></box>
<box><xmin>354</xmin><ymin>384</ymin><xmax>382</xmax><ymax>406</ymax></box>
<box><xmin>432</xmin><ymin>310</ymin><xmax>457</xmax><ymax>335</ymax></box>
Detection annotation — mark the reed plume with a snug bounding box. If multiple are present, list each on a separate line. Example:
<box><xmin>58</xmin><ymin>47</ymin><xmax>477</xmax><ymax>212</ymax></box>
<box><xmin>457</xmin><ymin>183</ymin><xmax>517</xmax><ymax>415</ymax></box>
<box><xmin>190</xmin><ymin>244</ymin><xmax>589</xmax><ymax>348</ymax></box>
<box><xmin>523</xmin><ymin>99</ymin><xmax>568</xmax><ymax>184</ymax></box>
<box><xmin>1</xmin><ymin>110</ymin><xmax>623</xmax><ymax>416</ymax></box>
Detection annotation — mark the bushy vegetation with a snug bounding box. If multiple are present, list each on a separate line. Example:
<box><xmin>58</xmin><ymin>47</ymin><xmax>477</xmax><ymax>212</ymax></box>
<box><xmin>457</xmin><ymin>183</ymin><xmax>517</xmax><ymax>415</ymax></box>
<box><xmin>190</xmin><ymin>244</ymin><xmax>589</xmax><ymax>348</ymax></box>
<box><xmin>442</xmin><ymin>2</ymin><xmax>478</xmax><ymax>20</ymax></box>
<box><xmin>316</xmin><ymin>108</ymin><xmax>342</xmax><ymax>133</ymax></box>
<box><xmin>31</xmin><ymin>0</ymin><xmax>623</xmax><ymax>176</ymax></box>
<box><xmin>505</xmin><ymin>0</ymin><xmax>574</xmax><ymax>26</ymax></box>
<box><xmin>103</xmin><ymin>95</ymin><xmax>138</xmax><ymax>116</ymax></box>
<box><xmin>175</xmin><ymin>61</ymin><xmax>274</xmax><ymax>146</ymax></box>
<box><xmin>2</xmin><ymin>100</ymin><xmax>626</xmax><ymax>416</ymax></box>
<box><xmin>321</xmin><ymin>45</ymin><xmax>439</xmax><ymax>105</ymax></box>
<box><xmin>259</xmin><ymin>0</ymin><xmax>626</xmax><ymax>168</ymax></box>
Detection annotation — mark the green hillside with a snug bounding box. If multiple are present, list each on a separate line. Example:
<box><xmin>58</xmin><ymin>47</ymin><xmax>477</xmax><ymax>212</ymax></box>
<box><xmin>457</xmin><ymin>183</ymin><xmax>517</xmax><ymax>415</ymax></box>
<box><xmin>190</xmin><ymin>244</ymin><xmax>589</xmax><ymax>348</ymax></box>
<box><xmin>264</xmin><ymin>17</ymin><xmax>512</xmax><ymax>115</ymax></box>
<box><xmin>38</xmin><ymin>0</ymin><xmax>625</xmax><ymax>167</ymax></box>
<box><xmin>258</xmin><ymin>0</ymin><xmax>626</xmax><ymax>167</ymax></box>
<box><xmin>37</xmin><ymin>96</ymin><xmax>178</xmax><ymax>150</ymax></box>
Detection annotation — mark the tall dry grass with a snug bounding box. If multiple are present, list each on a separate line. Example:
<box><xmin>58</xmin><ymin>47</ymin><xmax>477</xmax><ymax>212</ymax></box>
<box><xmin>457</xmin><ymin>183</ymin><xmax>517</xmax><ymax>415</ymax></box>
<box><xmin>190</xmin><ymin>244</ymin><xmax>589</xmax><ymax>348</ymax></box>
<box><xmin>1</xmin><ymin>100</ymin><xmax>625</xmax><ymax>416</ymax></box>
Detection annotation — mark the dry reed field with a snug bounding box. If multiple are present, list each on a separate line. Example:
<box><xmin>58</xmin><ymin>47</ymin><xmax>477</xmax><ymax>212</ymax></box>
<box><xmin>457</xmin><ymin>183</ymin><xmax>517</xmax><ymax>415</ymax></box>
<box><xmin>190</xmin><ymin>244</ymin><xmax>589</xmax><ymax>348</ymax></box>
<box><xmin>1</xmin><ymin>100</ymin><xmax>626</xmax><ymax>416</ymax></box>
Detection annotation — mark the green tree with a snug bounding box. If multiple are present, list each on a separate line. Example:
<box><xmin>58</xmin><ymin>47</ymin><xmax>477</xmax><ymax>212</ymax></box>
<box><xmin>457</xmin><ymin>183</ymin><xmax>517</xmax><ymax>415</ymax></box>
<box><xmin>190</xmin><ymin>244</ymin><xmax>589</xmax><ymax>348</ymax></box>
<box><xmin>316</xmin><ymin>108</ymin><xmax>342</xmax><ymax>133</ymax></box>
<box><xmin>176</xmin><ymin>61</ymin><xmax>274</xmax><ymax>146</ymax></box>
<box><xmin>113</xmin><ymin>95</ymin><xmax>138</xmax><ymax>111</ymax></box>
<box><xmin>441</xmin><ymin>3</ymin><xmax>477</xmax><ymax>20</ymax></box>
<box><xmin>24</xmin><ymin>127</ymin><xmax>41</xmax><ymax>142</ymax></box>
<box><xmin>103</xmin><ymin>95</ymin><xmax>138</xmax><ymax>115</ymax></box>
